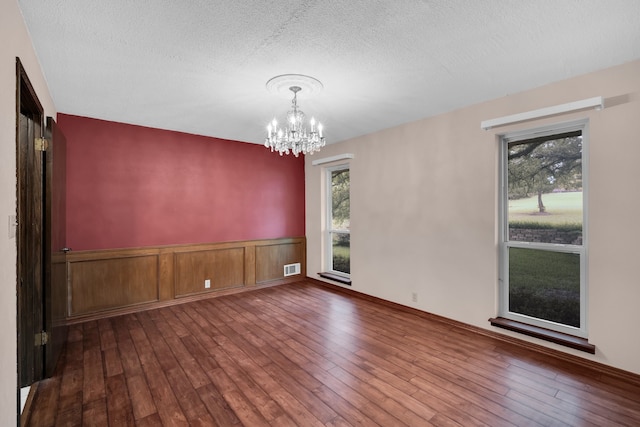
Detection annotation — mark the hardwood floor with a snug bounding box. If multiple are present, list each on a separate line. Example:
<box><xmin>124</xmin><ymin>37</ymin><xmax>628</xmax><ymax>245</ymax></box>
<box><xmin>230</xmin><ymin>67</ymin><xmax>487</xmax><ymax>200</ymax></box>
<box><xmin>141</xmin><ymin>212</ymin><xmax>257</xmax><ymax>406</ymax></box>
<box><xmin>26</xmin><ymin>281</ymin><xmax>640</xmax><ymax>426</ymax></box>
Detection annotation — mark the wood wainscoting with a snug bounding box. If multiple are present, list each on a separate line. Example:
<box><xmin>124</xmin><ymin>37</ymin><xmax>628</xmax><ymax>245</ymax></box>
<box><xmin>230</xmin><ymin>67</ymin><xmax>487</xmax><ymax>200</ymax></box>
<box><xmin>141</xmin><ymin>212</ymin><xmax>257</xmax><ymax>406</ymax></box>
<box><xmin>65</xmin><ymin>237</ymin><xmax>305</xmax><ymax>321</ymax></box>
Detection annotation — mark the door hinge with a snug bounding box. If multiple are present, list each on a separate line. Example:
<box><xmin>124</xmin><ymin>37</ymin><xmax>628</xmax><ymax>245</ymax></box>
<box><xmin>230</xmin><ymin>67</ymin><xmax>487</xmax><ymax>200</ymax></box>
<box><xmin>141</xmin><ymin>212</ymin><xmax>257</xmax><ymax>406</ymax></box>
<box><xmin>35</xmin><ymin>137</ymin><xmax>49</xmax><ymax>152</ymax></box>
<box><xmin>35</xmin><ymin>331</ymin><xmax>49</xmax><ymax>346</ymax></box>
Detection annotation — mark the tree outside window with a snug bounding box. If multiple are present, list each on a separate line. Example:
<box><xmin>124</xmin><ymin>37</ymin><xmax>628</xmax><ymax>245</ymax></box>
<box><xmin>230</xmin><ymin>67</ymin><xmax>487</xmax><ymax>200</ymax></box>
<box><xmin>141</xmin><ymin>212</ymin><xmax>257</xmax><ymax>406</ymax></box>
<box><xmin>327</xmin><ymin>166</ymin><xmax>350</xmax><ymax>275</ymax></box>
<box><xmin>501</xmin><ymin>124</ymin><xmax>586</xmax><ymax>336</ymax></box>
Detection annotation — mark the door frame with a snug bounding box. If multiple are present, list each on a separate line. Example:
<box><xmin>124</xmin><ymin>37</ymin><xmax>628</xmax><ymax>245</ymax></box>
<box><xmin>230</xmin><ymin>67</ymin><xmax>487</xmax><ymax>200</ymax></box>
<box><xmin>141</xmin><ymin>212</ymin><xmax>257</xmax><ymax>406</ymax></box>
<box><xmin>44</xmin><ymin>116</ymin><xmax>68</xmax><ymax>378</ymax></box>
<box><xmin>16</xmin><ymin>57</ymin><xmax>45</xmax><ymax>417</ymax></box>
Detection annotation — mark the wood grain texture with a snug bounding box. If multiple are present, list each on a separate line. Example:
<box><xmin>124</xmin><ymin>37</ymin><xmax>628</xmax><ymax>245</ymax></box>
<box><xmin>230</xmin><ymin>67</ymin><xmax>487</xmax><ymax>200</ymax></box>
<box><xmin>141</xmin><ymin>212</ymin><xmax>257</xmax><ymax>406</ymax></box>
<box><xmin>243</xmin><ymin>244</ymin><xmax>256</xmax><ymax>286</ymax></box>
<box><xmin>256</xmin><ymin>242</ymin><xmax>305</xmax><ymax>283</ymax></box>
<box><xmin>69</xmin><ymin>255</ymin><xmax>159</xmax><ymax>316</ymax></box>
<box><xmin>45</xmin><ymin>116</ymin><xmax>68</xmax><ymax>377</ymax></box>
<box><xmin>17</xmin><ymin>59</ymin><xmax>46</xmax><ymax>387</ymax></box>
<box><xmin>308</xmin><ymin>277</ymin><xmax>640</xmax><ymax>387</ymax></box>
<box><xmin>158</xmin><ymin>252</ymin><xmax>174</xmax><ymax>301</ymax></box>
<box><xmin>490</xmin><ymin>316</ymin><xmax>595</xmax><ymax>353</ymax></box>
<box><xmin>174</xmin><ymin>248</ymin><xmax>245</xmax><ymax>297</ymax></box>
<box><xmin>26</xmin><ymin>281</ymin><xmax>640</xmax><ymax>426</ymax></box>
<box><xmin>65</xmin><ymin>238</ymin><xmax>305</xmax><ymax>321</ymax></box>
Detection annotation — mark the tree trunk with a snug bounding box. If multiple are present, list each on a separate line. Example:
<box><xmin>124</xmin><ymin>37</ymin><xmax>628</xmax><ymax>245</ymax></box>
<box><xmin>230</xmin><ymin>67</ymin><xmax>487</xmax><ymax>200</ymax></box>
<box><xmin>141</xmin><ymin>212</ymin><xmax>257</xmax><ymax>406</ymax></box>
<box><xmin>537</xmin><ymin>190</ymin><xmax>546</xmax><ymax>213</ymax></box>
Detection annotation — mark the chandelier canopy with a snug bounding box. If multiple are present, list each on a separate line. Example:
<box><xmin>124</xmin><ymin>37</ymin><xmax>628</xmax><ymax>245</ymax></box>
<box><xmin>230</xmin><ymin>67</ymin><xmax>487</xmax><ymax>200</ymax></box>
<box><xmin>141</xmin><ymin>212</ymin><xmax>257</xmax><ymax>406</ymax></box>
<box><xmin>265</xmin><ymin>85</ymin><xmax>325</xmax><ymax>156</ymax></box>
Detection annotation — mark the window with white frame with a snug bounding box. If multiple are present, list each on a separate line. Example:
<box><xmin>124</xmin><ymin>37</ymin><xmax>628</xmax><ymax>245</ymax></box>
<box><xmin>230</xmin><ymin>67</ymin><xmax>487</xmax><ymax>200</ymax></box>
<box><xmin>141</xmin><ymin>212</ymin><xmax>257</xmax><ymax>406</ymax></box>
<box><xmin>326</xmin><ymin>164</ymin><xmax>350</xmax><ymax>276</ymax></box>
<box><xmin>499</xmin><ymin>121</ymin><xmax>587</xmax><ymax>337</ymax></box>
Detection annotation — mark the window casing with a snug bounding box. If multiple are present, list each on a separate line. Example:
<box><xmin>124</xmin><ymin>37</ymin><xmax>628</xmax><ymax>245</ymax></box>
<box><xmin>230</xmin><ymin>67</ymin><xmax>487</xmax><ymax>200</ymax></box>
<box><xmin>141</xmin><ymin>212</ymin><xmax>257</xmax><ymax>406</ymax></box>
<box><xmin>325</xmin><ymin>164</ymin><xmax>350</xmax><ymax>277</ymax></box>
<box><xmin>499</xmin><ymin>120</ymin><xmax>588</xmax><ymax>338</ymax></box>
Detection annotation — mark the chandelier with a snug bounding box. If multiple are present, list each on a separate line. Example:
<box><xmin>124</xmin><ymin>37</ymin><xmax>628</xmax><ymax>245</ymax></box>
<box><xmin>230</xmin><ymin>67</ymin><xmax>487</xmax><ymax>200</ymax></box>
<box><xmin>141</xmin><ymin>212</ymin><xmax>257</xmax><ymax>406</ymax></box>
<box><xmin>265</xmin><ymin>85</ymin><xmax>326</xmax><ymax>156</ymax></box>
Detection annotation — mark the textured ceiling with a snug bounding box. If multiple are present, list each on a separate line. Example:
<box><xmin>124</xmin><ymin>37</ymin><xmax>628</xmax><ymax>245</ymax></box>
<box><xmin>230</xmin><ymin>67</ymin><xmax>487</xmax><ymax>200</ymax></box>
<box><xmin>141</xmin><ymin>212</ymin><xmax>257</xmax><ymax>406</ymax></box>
<box><xmin>18</xmin><ymin>0</ymin><xmax>640</xmax><ymax>145</ymax></box>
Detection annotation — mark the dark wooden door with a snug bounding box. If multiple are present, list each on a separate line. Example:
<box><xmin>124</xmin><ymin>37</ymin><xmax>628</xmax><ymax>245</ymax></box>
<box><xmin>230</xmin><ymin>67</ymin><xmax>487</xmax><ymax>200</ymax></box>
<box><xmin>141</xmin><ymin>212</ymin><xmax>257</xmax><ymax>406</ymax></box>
<box><xmin>17</xmin><ymin>76</ymin><xmax>44</xmax><ymax>387</ymax></box>
<box><xmin>44</xmin><ymin>117</ymin><xmax>68</xmax><ymax>377</ymax></box>
<box><xmin>16</xmin><ymin>61</ymin><xmax>69</xmax><ymax>393</ymax></box>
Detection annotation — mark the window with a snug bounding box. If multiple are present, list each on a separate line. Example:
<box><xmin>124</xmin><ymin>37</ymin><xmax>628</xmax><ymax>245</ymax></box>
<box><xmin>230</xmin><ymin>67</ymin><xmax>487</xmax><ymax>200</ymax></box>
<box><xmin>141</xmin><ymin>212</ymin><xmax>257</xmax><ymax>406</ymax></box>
<box><xmin>499</xmin><ymin>121</ymin><xmax>587</xmax><ymax>337</ymax></box>
<box><xmin>326</xmin><ymin>165</ymin><xmax>350</xmax><ymax>276</ymax></box>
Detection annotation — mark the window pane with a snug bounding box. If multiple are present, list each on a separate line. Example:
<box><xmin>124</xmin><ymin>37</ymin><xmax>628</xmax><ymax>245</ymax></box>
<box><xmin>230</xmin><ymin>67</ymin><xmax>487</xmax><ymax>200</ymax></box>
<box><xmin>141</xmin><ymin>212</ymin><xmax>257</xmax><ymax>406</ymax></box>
<box><xmin>508</xmin><ymin>247</ymin><xmax>580</xmax><ymax>327</ymax></box>
<box><xmin>507</xmin><ymin>134</ymin><xmax>582</xmax><ymax>244</ymax></box>
<box><xmin>332</xmin><ymin>233</ymin><xmax>350</xmax><ymax>274</ymax></box>
<box><xmin>331</xmin><ymin>169</ymin><xmax>350</xmax><ymax>230</ymax></box>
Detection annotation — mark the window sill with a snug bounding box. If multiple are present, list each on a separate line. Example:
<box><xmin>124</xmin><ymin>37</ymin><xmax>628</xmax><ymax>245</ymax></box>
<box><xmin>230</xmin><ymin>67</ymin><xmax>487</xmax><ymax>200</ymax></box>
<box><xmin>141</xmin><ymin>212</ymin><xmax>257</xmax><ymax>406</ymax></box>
<box><xmin>318</xmin><ymin>272</ymin><xmax>351</xmax><ymax>286</ymax></box>
<box><xmin>489</xmin><ymin>317</ymin><xmax>595</xmax><ymax>354</ymax></box>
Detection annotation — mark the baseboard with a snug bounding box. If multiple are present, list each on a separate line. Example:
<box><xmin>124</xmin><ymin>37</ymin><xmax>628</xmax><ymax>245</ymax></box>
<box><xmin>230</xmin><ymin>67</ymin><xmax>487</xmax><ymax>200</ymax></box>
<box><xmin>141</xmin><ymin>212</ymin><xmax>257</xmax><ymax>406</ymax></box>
<box><xmin>304</xmin><ymin>277</ymin><xmax>640</xmax><ymax>387</ymax></box>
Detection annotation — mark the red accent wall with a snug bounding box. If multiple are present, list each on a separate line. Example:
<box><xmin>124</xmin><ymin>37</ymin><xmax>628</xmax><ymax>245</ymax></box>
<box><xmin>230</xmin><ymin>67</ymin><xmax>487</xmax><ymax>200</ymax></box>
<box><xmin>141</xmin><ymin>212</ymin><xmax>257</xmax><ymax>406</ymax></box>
<box><xmin>58</xmin><ymin>114</ymin><xmax>305</xmax><ymax>251</ymax></box>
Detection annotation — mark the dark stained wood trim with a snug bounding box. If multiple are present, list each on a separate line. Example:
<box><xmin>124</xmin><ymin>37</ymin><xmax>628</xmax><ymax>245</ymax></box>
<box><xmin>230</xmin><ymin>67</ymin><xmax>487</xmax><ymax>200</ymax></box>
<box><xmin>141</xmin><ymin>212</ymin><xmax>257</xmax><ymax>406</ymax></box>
<box><xmin>16</xmin><ymin>58</ymin><xmax>43</xmax><ymax>113</ymax></box>
<box><xmin>16</xmin><ymin>57</ymin><xmax>46</xmax><ymax>395</ymax></box>
<box><xmin>305</xmin><ymin>277</ymin><xmax>640</xmax><ymax>387</ymax></box>
<box><xmin>318</xmin><ymin>272</ymin><xmax>351</xmax><ymax>285</ymax></box>
<box><xmin>64</xmin><ymin>276</ymin><xmax>299</xmax><ymax>325</ymax></box>
<box><xmin>255</xmin><ymin>241</ymin><xmax>305</xmax><ymax>284</ymax></box>
<box><xmin>244</xmin><ymin>244</ymin><xmax>257</xmax><ymax>286</ymax></box>
<box><xmin>68</xmin><ymin>237</ymin><xmax>306</xmax><ymax>259</ymax></box>
<box><xmin>65</xmin><ymin>237</ymin><xmax>306</xmax><ymax>321</ymax></box>
<box><xmin>173</xmin><ymin>247</ymin><xmax>245</xmax><ymax>297</ymax></box>
<box><xmin>69</xmin><ymin>254</ymin><xmax>160</xmax><ymax>316</ymax></box>
<box><xmin>489</xmin><ymin>316</ymin><xmax>595</xmax><ymax>354</ymax></box>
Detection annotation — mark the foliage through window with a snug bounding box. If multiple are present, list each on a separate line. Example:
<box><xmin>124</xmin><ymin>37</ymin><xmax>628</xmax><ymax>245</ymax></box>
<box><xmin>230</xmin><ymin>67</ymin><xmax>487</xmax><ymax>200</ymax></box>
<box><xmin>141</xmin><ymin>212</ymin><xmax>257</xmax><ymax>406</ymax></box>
<box><xmin>326</xmin><ymin>165</ymin><xmax>350</xmax><ymax>275</ymax></box>
<box><xmin>500</xmin><ymin>123</ymin><xmax>586</xmax><ymax>336</ymax></box>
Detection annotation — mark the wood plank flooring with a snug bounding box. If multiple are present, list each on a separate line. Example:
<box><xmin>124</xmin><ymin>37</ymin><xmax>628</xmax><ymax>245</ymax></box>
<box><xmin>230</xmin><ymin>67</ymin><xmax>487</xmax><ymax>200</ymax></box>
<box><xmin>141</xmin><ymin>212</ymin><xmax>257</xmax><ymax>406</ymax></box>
<box><xmin>26</xmin><ymin>281</ymin><xmax>640</xmax><ymax>426</ymax></box>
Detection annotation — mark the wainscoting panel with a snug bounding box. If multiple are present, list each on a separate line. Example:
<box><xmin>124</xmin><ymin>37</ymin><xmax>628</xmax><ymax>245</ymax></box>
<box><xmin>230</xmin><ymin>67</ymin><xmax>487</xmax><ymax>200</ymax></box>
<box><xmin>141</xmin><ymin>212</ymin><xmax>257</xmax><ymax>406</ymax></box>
<box><xmin>64</xmin><ymin>237</ymin><xmax>305</xmax><ymax>321</ymax></box>
<box><xmin>158</xmin><ymin>252</ymin><xmax>175</xmax><ymax>301</ymax></box>
<box><xmin>69</xmin><ymin>254</ymin><xmax>159</xmax><ymax>316</ymax></box>
<box><xmin>174</xmin><ymin>247</ymin><xmax>245</xmax><ymax>297</ymax></box>
<box><xmin>256</xmin><ymin>241</ymin><xmax>305</xmax><ymax>284</ymax></box>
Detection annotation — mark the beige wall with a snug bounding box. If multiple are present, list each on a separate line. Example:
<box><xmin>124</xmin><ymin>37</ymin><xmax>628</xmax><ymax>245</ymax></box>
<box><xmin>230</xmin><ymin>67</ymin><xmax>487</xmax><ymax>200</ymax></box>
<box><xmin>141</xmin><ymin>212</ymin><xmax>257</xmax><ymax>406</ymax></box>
<box><xmin>306</xmin><ymin>59</ymin><xmax>640</xmax><ymax>375</ymax></box>
<box><xmin>1</xmin><ymin>0</ymin><xmax>57</xmax><ymax>421</ymax></box>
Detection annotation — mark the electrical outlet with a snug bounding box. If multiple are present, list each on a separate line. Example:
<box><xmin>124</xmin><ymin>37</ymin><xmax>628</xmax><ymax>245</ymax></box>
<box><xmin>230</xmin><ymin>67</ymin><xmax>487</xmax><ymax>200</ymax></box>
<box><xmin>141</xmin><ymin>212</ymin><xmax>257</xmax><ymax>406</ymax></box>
<box><xmin>411</xmin><ymin>292</ymin><xmax>418</xmax><ymax>303</ymax></box>
<box><xmin>204</xmin><ymin>279</ymin><xmax>211</xmax><ymax>289</ymax></box>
